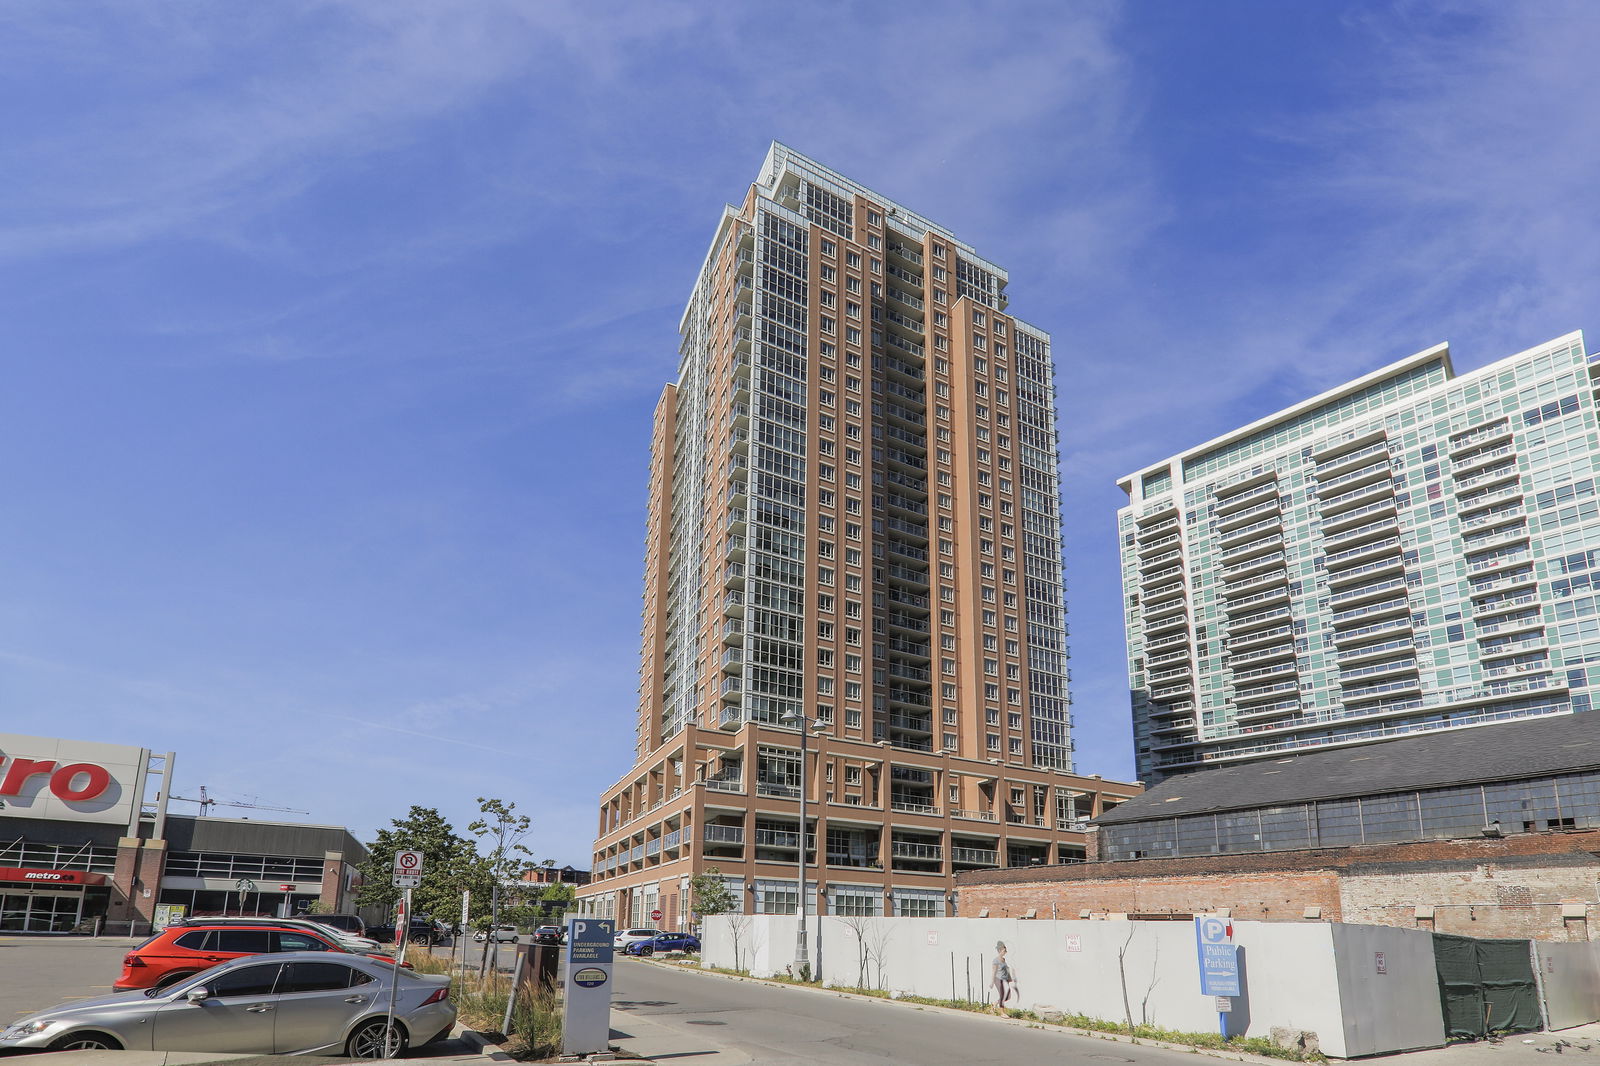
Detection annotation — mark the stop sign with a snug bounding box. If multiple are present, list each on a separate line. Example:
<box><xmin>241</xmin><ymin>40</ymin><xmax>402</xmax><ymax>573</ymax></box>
<box><xmin>651</xmin><ymin>909</ymin><xmax>663</xmax><ymax>921</ymax></box>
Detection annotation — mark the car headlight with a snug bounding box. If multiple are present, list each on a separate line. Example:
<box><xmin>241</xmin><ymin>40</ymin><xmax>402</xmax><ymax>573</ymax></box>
<box><xmin>2</xmin><ymin>1020</ymin><xmax>58</xmax><ymax>1039</ymax></box>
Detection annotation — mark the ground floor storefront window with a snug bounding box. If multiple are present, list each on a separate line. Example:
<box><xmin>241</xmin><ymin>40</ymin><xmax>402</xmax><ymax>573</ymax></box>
<box><xmin>0</xmin><ymin>886</ymin><xmax>108</xmax><ymax>932</ymax></box>
<box><xmin>157</xmin><ymin>888</ymin><xmax>320</xmax><ymax>919</ymax></box>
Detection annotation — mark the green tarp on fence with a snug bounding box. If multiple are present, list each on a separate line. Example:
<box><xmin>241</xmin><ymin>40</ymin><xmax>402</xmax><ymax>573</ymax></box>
<box><xmin>1433</xmin><ymin>933</ymin><xmax>1542</xmax><ymax>1039</ymax></box>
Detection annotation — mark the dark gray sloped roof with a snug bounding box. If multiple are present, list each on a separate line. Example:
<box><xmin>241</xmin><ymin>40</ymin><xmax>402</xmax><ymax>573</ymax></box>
<box><xmin>1096</xmin><ymin>712</ymin><xmax>1600</xmax><ymax>825</ymax></box>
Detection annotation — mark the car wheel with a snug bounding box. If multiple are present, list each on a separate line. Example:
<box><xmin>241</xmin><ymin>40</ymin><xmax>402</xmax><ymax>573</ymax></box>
<box><xmin>640</xmin><ymin>946</ymin><xmax>654</xmax><ymax>956</ymax></box>
<box><xmin>152</xmin><ymin>970</ymin><xmax>197</xmax><ymax>991</ymax></box>
<box><xmin>347</xmin><ymin>1018</ymin><xmax>408</xmax><ymax>1059</ymax></box>
<box><xmin>48</xmin><ymin>1032</ymin><xmax>123</xmax><ymax>1052</ymax></box>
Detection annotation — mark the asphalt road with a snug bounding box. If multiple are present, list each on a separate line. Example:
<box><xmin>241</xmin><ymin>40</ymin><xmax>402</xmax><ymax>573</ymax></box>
<box><xmin>608</xmin><ymin>957</ymin><xmax>1212</xmax><ymax>1066</ymax></box>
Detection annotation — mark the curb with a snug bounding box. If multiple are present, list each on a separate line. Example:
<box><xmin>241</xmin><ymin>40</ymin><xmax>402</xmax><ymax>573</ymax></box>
<box><xmin>453</xmin><ymin>1026</ymin><xmax>517</xmax><ymax>1062</ymax></box>
<box><xmin>630</xmin><ymin>957</ymin><xmax>1284</xmax><ymax>1066</ymax></box>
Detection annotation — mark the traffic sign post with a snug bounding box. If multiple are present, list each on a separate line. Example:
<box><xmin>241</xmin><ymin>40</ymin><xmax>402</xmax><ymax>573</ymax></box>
<box><xmin>650</xmin><ymin>909</ymin><xmax>663</xmax><ymax>922</ymax></box>
<box><xmin>1195</xmin><ymin>915</ymin><xmax>1240</xmax><ymax>1039</ymax></box>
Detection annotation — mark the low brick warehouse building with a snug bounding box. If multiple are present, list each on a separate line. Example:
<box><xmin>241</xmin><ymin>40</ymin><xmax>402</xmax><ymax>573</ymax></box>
<box><xmin>958</xmin><ymin>714</ymin><xmax>1600</xmax><ymax>940</ymax></box>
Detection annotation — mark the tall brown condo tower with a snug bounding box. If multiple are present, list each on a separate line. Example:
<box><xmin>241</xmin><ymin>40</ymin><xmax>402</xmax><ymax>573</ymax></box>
<box><xmin>578</xmin><ymin>144</ymin><xmax>1138</xmax><ymax>927</ymax></box>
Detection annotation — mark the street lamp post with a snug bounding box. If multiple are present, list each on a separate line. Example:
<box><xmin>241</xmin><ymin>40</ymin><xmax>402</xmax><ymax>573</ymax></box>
<box><xmin>782</xmin><ymin>711</ymin><xmax>825</xmax><ymax>977</ymax></box>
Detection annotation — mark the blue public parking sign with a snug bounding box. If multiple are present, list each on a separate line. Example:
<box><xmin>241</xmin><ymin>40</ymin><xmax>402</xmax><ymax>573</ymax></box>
<box><xmin>1194</xmin><ymin>915</ymin><xmax>1240</xmax><ymax>997</ymax></box>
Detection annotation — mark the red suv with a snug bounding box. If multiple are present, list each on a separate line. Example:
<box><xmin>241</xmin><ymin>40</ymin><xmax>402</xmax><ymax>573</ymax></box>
<box><xmin>115</xmin><ymin>923</ymin><xmax>395</xmax><ymax>991</ymax></box>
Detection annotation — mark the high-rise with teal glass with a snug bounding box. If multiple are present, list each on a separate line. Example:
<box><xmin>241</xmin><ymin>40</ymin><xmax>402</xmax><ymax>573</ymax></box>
<box><xmin>1118</xmin><ymin>331</ymin><xmax>1594</xmax><ymax>782</ymax></box>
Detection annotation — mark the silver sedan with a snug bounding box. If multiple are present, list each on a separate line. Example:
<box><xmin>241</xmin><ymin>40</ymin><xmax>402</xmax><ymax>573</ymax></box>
<box><xmin>0</xmin><ymin>951</ymin><xmax>454</xmax><ymax>1058</ymax></box>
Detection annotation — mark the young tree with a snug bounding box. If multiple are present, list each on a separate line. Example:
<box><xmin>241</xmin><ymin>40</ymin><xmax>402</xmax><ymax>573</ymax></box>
<box><xmin>468</xmin><ymin>797</ymin><xmax>537</xmax><ymax>975</ymax></box>
<box><xmin>357</xmin><ymin>806</ymin><xmax>482</xmax><ymax>925</ymax></box>
<box><xmin>688</xmin><ymin>866</ymin><xmax>735</xmax><ymax>931</ymax></box>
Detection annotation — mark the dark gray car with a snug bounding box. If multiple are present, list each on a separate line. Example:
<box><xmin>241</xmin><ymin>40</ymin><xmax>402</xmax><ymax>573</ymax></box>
<box><xmin>0</xmin><ymin>951</ymin><xmax>454</xmax><ymax>1058</ymax></box>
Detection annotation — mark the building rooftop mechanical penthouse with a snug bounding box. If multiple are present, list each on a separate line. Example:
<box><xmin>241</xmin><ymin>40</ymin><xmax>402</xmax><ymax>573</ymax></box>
<box><xmin>578</xmin><ymin>143</ymin><xmax>1139</xmax><ymax>928</ymax></box>
<box><xmin>1119</xmin><ymin>331</ymin><xmax>1598</xmax><ymax>782</ymax></box>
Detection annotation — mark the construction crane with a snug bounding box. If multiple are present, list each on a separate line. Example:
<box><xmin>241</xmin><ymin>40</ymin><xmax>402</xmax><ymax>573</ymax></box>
<box><xmin>167</xmin><ymin>785</ymin><xmax>309</xmax><ymax>817</ymax></box>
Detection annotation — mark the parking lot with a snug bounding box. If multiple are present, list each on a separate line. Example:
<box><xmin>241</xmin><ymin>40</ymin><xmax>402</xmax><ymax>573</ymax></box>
<box><xmin>0</xmin><ymin>934</ymin><xmax>145</xmax><ymax>1025</ymax></box>
<box><xmin>0</xmin><ymin>934</ymin><xmax>492</xmax><ymax>1060</ymax></box>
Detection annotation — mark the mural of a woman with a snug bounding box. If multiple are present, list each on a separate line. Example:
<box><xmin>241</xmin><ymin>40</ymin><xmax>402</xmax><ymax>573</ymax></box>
<box><xmin>990</xmin><ymin>940</ymin><xmax>1019</xmax><ymax>1014</ymax></box>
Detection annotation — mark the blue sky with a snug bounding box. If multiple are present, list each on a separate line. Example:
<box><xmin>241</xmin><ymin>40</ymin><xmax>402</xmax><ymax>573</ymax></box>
<box><xmin>3</xmin><ymin>2</ymin><xmax>1598</xmax><ymax>865</ymax></box>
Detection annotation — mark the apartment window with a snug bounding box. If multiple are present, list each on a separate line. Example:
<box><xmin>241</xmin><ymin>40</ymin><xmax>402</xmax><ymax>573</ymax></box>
<box><xmin>867</xmin><ymin>234</ymin><xmax>882</xmax><ymax>249</ymax></box>
<box><xmin>846</xmin><ymin>327</ymin><xmax>861</xmax><ymax>344</ymax></box>
<box><xmin>940</xmin><ymin>634</ymin><xmax>955</xmax><ymax>650</ymax></box>
<box><xmin>940</xmin><ymin>609</ymin><xmax>956</xmax><ymax>626</ymax></box>
<box><xmin>932</xmin><ymin>242</ymin><xmax>945</xmax><ymax>258</ymax></box>
<box><xmin>820</xmin><ymin>264</ymin><xmax>836</xmax><ymax>282</ymax></box>
<box><xmin>845</xmin><ymin>681</ymin><xmax>862</xmax><ymax>699</ymax></box>
<box><xmin>819</xmin><ymin>567</ymin><xmax>835</xmax><ymax>585</ymax></box>
<box><xmin>845</xmin><ymin>653</ymin><xmax>862</xmax><ymax>672</ymax></box>
<box><xmin>817</xmin><ymin>677</ymin><xmax>834</xmax><ymax>695</ymax></box>
<box><xmin>984</xmin><ymin>659</ymin><xmax>999</xmax><ymax>675</ymax></box>
<box><xmin>820</xmin><ymin>316</ymin><xmax>835</xmax><ymax>334</ymax></box>
<box><xmin>818</xmin><ymin>515</ymin><xmax>836</xmax><ymax>533</ymax></box>
<box><xmin>943</xmin><ymin>734</ymin><xmax>958</xmax><ymax>751</ymax></box>
<box><xmin>844</xmin><ymin>574</ymin><xmax>863</xmax><ymax>592</ymax></box>
<box><xmin>817</xmin><ymin>649</ymin><xmax>834</xmax><ymax>667</ymax></box>
<box><xmin>1008</xmin><ymin>712</ymin><xmax>1022</xmax><ymax>729</ymax></box>
<box><xmin>983</xmin><ymin>634</ymin><xmax>998</xmax><ymax>651</ymax></box>
<box><xmin>1007</xmin><ymin>688</ymin><xmax>1021</xmax><ymax>705</ymax></box>
<box><xmin>847</xmin><ymin>301</ymin><xmax>861</xmax><ymax>319</ymax></box>
<box><xmin>821</xmin><ymin>239</ymin><xmax>837</xmax><ymax>256</ymax></box>
<box><xmin>987</xmin><ymin>734</ymin><xmax>1000</xmax><ymax>752</ymax></box>
<box><xmin>818</xmin><ymin>621</ymin><xmax>834</xmax><ymax>639</ymax></box>
<box><xmin>818</xmin><ymin>541</ymin><xmax>835</xmax><ymax>559</ymax></box>
<box><xmin>1009</xmin><ymin>737</ymin><xmax>1022</xmax><ymax>756</ymax></box>
<box><xmin>819</xmin><ymin>594</ymin><xmax>834</xmax><ymax>612</ymax></box>
<box><xmin>819</xmin><ymin>464</ymin><xmax>835</xmax><ymax>482</ymax></box>
<box><xmin>845</xmin><ymin>600</ymin><xmax>863</xmax><ymax>619</ymax></box>
<box><xmin>986</xmin><ymin>708</ymin><xmax>1000</xmax><ymax>725</ymax></box>
<box><xmin>942</xmin><ymin>658</ymin><xmax>957</xmax><ymax>675</ymax></box>
<box><xmin>846</xmin><ymin>708</ymin><xmax>863</xmax><ymax>727</ymax></box>
<box><xmin>846</xmin><ymin>251</ymin><xmax>861</xmax><ymax>267</ymax></box>
<box><xmin>844</xmin><ymin>548</ymin><xmax>862</xmax><ymax>565</ymax></box>
<box><xmin>972</xmin><ymin>310</ymin><xmax>986</xmax><ymax>326</ymax></box>
<box><xmin>845</xmin><ymin>626</ymin><xmax>862</xmax><ymax>645</ymax></box>
<box><xmin>846</xmin><ymin>276</ymin><xmax>862</xmax><ymax>294</ymax></box>
<box><xmin>933</xmin><ymin>265</ymin><xmax>948</xmax><ymax>281</ymax></box>
<box><xmin>1006</xmin><ymin>664</ymin><xmax>1020</xmax><ymax>681</ymax></box>
<box><xmin>819</xmin><ymin>290</ymin><xmax>836</xmax><ymax>308</ymax></box>
<box><xmin>940</xmin><ymin>539</ymin><xmax>954</xmax><ymax>555</ymax></box>
<box><xmin>845</xmin><ymin>447</ymin><xmax>861</xmax><ymax>465</ymax></box>
<box><xmin>942</xmin><ymin>685</ymin><xmax>957</xmax><ymax>701</ymax></box>
<box><xmin>818</xmin><ymin>489</ymin><xmax>835</xmax><ymax>506</ymax></box>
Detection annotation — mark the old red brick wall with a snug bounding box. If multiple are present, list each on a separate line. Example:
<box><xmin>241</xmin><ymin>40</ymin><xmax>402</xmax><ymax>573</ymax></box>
<box><xmin>957</xmin><ymin>829</ymin><xmax>1600</xmax><ymax>940</ymax></box>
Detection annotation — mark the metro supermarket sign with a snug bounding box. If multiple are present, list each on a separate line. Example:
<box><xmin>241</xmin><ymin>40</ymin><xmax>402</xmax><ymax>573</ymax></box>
<box><xmin>0</xmin><ymin>866</ymin><xmax>108</xmax><ymax>887</ymax></box>
<box><xmin>0</xmin><ymin>734</ymin><xmax>147</xmax><ymax>826</ymax></box>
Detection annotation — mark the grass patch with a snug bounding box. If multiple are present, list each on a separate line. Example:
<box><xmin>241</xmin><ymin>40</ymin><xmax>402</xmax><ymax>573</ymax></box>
<box><xmin>408</xmin><ymin>947</ymin><xmax>562</xmax><ymax>1061</ymax></box>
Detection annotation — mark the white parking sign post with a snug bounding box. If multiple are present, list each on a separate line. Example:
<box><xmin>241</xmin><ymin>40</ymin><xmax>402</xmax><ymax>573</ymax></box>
<box><xmin>386</xmin><ymin>851</ymin><xmax>425</xmax><ymax>1058</ymax></box>
<box><xmin>562</xmin><ymin>918</ymin><xmax>614</xmax><ymax>1056</ymax></box>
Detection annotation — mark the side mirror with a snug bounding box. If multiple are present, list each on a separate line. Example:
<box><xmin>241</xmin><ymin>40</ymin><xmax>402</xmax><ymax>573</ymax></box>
<box><xmin>186</xmin><ymin>987</ymin><xmax>209</xmax><ymax>1003</ymax></box>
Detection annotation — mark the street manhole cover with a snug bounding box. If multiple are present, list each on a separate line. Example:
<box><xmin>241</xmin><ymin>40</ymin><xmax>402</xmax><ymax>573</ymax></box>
<box><xmin>686</xmin><ymin>1019</ymin><xmax>728</xmax><ymax>1026</ymax></box>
